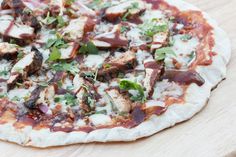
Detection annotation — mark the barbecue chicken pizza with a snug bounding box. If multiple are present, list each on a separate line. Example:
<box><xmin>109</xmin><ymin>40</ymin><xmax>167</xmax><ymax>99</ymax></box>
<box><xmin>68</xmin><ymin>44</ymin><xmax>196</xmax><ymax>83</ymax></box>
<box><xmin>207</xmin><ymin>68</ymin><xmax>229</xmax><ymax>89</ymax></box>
<box><xmin>0</xmin><ymin>0</ymin><xmax>231</xmax><ymax>147</ymax></box>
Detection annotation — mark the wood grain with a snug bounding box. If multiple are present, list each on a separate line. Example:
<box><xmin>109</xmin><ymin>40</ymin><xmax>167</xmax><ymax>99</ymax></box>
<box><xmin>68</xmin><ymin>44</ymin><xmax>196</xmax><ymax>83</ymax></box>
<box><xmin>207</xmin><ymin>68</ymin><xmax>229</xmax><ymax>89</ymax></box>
<box><xmin>0</xmin><ymin>0</ymin><xmax>236</xmax><ymax>156</ymax></box>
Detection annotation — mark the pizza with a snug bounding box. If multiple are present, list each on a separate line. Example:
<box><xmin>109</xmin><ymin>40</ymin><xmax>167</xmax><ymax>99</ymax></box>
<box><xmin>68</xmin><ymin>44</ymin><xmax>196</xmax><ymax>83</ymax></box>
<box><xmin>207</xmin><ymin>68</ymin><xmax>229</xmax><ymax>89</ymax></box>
<box><xmin>0</xmin><ymin>0</ymin><xmax>231</xmax><ymax>147</ymax></box>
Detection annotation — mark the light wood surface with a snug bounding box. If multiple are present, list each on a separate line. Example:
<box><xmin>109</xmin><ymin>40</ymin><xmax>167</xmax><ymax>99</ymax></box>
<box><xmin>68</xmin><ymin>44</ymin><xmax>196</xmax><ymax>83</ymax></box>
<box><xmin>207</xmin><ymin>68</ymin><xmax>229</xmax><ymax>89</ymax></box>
<box><xmin>1</xmin><ymin>0</ymin><xmax>236</xmax><ymax>157</ymax></box>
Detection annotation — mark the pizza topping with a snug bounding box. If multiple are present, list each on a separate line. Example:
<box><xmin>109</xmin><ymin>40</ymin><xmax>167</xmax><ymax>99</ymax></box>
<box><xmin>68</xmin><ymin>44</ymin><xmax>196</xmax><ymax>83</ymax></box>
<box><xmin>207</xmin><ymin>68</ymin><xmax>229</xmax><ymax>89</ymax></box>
<box><xmin>144</xmin><ymin>60</ymin><xmax>164</xmax><ymax>97</ymax></box>
<box><xmin>119</xmin><ymin>79</ymin><xmax>146</xmax><ymax>103</ymax></box>
<box><xmin>0</xmin><ymin>15</ymin><xmax>34</xmax><ymax>40</ymax></box>
<box><xmin>105</xmin><ymin>0</ymin><xmax>146</xmax><ymax>22</ymax></box>
<box><xmin>106</xmin><ymin>89</ymin><xmax>132</xmax><ymax>113</ymax></box>
<box><xmin>97</xmin><ymin>51</ymin><xmax>137</xmax><ymax>81</ymax></box>
<box><xmin>92</xmin><ymin>25</ymin><xmax>128</xmax><ymax>48</ymax></box>
<box><xmin>162</xmin><ymin>70</ymin><xmax>205</xmax><ymax>86</ymax></box>
<box><xmin>62</xmin><ymin>16</ymin><xmax>95</xmax><ymax>41</ymax></box>
<box><xmin>0</xmin><ymin>42</ymin><xmax>19</xmax><ymax>59</ymax></box>
<box><xmin>7</xmin><ymin>46</ymin><xmax>43</xmax><ymax>90</ymax></box>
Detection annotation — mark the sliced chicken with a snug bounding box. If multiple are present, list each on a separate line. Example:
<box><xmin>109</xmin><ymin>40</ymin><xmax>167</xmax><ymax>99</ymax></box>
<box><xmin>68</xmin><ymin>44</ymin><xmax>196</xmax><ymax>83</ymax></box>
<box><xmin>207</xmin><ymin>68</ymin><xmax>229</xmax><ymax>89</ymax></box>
<box><xmin>7</xmin><ymin>46</ymin><xmax>43</xmax><ymax>90</ymax></box>
<box><xmin>105</xmin><ymin>0</ymin><xmax>146</xmax><ymax>22</ymax></box>
<box><xmin>97</xmin><ymin>51</ymin><xmax>137</xmax><ymax>82</ymax></box>
<box><xmin>0</xmin><ymin>15</ymin><xmax>34</xmax><ymax>40</ymax></box>
<box><xmin>106</xmin><ymin>89</ymin><xmax>132</xmax><ymax>113</ymax></box>
<box><xmin>63</xmin><ymin>16</ymin><xmax>95</xmax><ymax>41</ymax></box>
<box><xmin>92</xmin><ymin>25</ymin><xmax>128</xmax><ymax>48</ymax></box>
<box><xmin>143</xmin><ymin>60</ymin><xmax>164</xmax><ymax>97</ymax></box>
<box><xmin>0</xmin><ymin>42</ymin><xmax>18</xmax><ymax>59</ymax></box>
<box><xmin>24</xmin><ymin>85</ymin><xmax>56</xmax><ymax>109</ymax></box>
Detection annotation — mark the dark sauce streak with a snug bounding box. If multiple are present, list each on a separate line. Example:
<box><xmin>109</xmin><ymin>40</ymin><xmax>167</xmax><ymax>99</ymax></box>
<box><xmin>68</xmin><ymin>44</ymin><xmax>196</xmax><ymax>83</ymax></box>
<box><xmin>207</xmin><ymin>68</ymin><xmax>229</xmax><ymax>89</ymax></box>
<box><xmin>162</xmin><ymin>70</ymin><xmax>205</xmax><ymax>86</ymax></box>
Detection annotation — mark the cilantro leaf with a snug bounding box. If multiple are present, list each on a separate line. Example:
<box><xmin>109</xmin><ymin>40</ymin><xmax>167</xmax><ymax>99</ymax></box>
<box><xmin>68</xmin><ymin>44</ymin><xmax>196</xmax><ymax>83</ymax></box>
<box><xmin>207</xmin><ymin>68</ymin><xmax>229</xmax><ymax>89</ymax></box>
<box><xmin>180</xmin><ymin>34</ymin><xmax>192</xmax><ymax>41</ymax></box>
<box><xmin>139</xmin><ymin>19</ymin><xmax>168</xmax><ymax>37</ymax></box>
<box><xmin>155</xmin><ymin>47</ymin><xmax>176</xmax><ymax>61</ymax></box>
<box><xmin>79</xmin><ymin>41</ymin><xmax>98</xmax><ymax>54</ymax></box>
<box><xmin>48</xmin><ymin>46</ymin><xmax>61</xmax><ymax>61</ymax></box>
<box><xmin>119</xmin><ymin>80</ymin><xmax>146</xmax><ymax>103</ymax></box>
<box><xmin>51</xmin><ymin>61</ymin><xmax>79</xmax><ymax>75</ymax></box>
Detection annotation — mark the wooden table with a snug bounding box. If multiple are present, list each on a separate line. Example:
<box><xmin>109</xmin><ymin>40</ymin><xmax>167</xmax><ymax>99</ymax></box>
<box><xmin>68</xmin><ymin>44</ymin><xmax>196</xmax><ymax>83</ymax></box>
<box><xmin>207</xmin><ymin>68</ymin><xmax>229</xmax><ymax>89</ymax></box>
<box><xmin>1</xmin><ymin>0</ymin><xmax>236</xmax><ymax>156</ymax></box>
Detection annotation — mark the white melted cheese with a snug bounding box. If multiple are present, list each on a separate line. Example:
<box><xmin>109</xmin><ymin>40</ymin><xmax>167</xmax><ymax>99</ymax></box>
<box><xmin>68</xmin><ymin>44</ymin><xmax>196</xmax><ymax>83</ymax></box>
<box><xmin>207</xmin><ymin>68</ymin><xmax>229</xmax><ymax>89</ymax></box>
<box><xmin>165</xmin><ymin>34</ymin><xmax>199</xmax><ymax>69</ymax></box>
<box><xmin>89</xmin><ymin>114</ymin><xmax>112</xmax><ymax>126</ymax></box>
<box><xmin>141</xmin><ymin>10</ymin><xmax>165</xmax><ymax>21</ymax></box>
<box><xmin>135</xmin><ymin>50</ymin><xmax>153</xmax><ymax>70</ymax></box>
<box><xmin>145</xmin><ymin>100</ymin><xmax>165</xmax><ymax>108</ymax></box>
<box><xmin>8</xmin><ymin>87</ymin><xmax>35</xmax><ymax>103</ymax></box>
<box><xmin>0</xmin><ymin>60</ymin><xmax>11</xmax><ymax>79</ymax></box>
<box><xmin>83</xmin><ymin>52</ymin><xmax>109</xmax><ymax>68</ymax></box>
<box><xmin>152</xmin><ymin>80</ymin><xmax>183</xmax><ymax>100</ymax></box>
<box><xmin>37</xmin><ymin>28</ymin><xmax>57</xmax><ymax>44</ymax></box>
<box><xmin>126</xmin><ymin>27</ymin><xmax>146</xmax><ymax>47</ymax></box>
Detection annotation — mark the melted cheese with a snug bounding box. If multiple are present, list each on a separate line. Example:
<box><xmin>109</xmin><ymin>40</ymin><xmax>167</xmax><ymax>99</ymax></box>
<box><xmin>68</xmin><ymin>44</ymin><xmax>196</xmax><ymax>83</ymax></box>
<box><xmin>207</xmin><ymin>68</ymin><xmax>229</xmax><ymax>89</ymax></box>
<box><xmin>165</xmin><ymin>34</ymin><xmax>199</xmax><ymax>69</ymax></box>
<box><xmin>83</xmin><ymin>52</ymin><xmax>109</xmax><ymax>68</ymax></box>
<box><xmin>152</xmin><ymin>80</ymin><xmax>183</xmax><ymax>100</ymax></box>
<box><xmin>89</xmin><ymin>114</ymin><xmax>112</xmax><ymax>126</ymax></box>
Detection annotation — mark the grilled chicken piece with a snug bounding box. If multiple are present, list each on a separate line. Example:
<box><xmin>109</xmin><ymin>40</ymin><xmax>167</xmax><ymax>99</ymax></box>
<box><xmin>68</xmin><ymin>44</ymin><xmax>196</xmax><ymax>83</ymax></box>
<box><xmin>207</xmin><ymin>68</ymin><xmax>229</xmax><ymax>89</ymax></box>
<box><xmin>92</xmin><ymin>25</ymin><xmax>128</xmax><ymax>48</ymax></box>
<box><xmin>63</xmin><ymin>16</ymin><xmax>95</xmax><ymax>41</ymax></box>
<box><xmin>97</xmin><ymin>51</ymin><xmax>137</xmax><ymax>82</ymax></box>
<box><xmin>151</xmin><ymin>32</ymin><xmax>169</xmax><ymax>52</ymax></box>
<box><xmin>7</xmin><ymin>46</ymin><xmax>43</xmax><ymax>90</ymax></box>
<box><xmin>0</xmin><ymin>42</ymin><xmax>18</xmax><ymax>59</ymax></box>
<box><xmin>105</xmin><ymin>0</ymin><xmax>146</xmax><ymax>22</ymax></box>
<box><xmin>24</xmin><ymin>85</ymin><xmax>56</xmax><ymax>110</ymax></box>
<box><xmin>106</xmin><ymin>89</ymin><xmax>132</xmax><ymax>113</ymax></box>
<box><xmin>0</xmin><ymin>15</ymin><xmax>34</xmax><ymax>40</ymax></box>
<box><xmin>143</xmin><ymin>60</ymin><xmax>164</xmax><ymax>97</ymax></box>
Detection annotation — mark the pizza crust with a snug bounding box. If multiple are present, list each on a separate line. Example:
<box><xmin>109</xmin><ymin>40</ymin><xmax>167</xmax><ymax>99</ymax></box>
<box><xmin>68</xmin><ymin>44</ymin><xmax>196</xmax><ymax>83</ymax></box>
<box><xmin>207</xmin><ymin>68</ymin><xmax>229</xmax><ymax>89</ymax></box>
<box><xmin>0</xmin><ymin>0</ymin><xmax>231</xmax><ymax>147</ymax></box>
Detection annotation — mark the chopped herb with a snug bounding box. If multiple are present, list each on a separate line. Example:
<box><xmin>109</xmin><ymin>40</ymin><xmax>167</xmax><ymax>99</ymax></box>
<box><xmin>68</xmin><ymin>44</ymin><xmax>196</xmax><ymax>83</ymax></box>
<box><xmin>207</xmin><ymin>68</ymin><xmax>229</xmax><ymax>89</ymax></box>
<box><xmin>46</xmin><ymin>38</ymin><xmax>68</xmax><ymax>49</ymax></box>
<box><xmin>139</xmin><ymin>19</ymin><xmax>168</xmax><ymax>37</ymax></box>
<box><xmin>38</xmin><ymin>82</ymin><xmax>49</xmax><ymax>87</ymax></box>
<box><xmin>0</xmin><ymin>68</ymin><xmax>8</xmax><ymax>76</ymax></box>
<box><xmin>155</xmin><ymin>47</ymin><xmax>176</xmax><ymax>61</ymax></box>
<box><xmin>11</xmin><ymin>96</ymin><xmax>21</xmax><ymax>102</ymax></box>
<box><xmin>80</xmin><ymin>70</ymin><xmax>98</xmax><ymax>82</ymax></box>
<box><xmin>54</xmin><ymin>93</ymin><xmax>77</xmax><ymax>106</ymax></box>
<box><xmin>65</xmin><ymin>0</ymin><xmax>75</xmax><ymax>5</ymax></box>
<box><xmin>42</xmin><ymin>12</ymin><xmax>57</xmax><ymax>25</ymax></box>
<box><xmin>119</xmin><ymin>80</ymin><xmax>146</xmax><ymax>103</ymax></box>
<box><xmin>54</xmin><ymin>97</ymin><xmax>61</xmax><ymax>103</ymax></box>
<box><xmin>48</xmin><ymin>46</ymin><xmax>61</xmax><ymax>61</ymax></box>
<box><xmin>51</xmin><ymin>61</ymin><xmax>79</xmax><ymax>75</ymax></box>
<box><xmin>0</xmin><ymin>94</ymin><xmax>6</xmax><ymax>98</ymax></box>
<box><xmin>17</xmin><ymin>51</ymin><xmax>24</xmax><ymax>59</ymax></box>
<box><xmin>79</xmin><ymin>41</ymin><xmax>98</xmax><ymax>54</ymax></box>
<box><xmin>121</xmin><ymin>25</ymin><xmax>129</xmax><ymax>33</ymax></box>
<box><xmin>57</xmin><ymin>16</ymin><xmax>66</xmax><ymax>28</ymax></box>
<box><xmin>104</xmin><ymin>63</ymin><xmax>111</xmax><ymax>69</ymax></box>
<box><xmin>180</xmin><ymin>34</ymin><xmax>192</xmax><ymax>41</ymax></box>
<box><xmin>64</xmin><ymin>93</ymin><xmax>77</xmax><ymax>106</ymax></box>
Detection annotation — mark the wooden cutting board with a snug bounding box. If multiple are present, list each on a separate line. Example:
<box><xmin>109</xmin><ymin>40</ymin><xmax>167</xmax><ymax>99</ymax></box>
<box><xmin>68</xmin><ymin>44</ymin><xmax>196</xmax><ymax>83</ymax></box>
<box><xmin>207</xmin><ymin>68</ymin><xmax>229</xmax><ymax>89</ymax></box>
<box><xmin>0</xmin><ymin>0</ymin><xmax>236</xmax><ymax>156</ymax></box>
